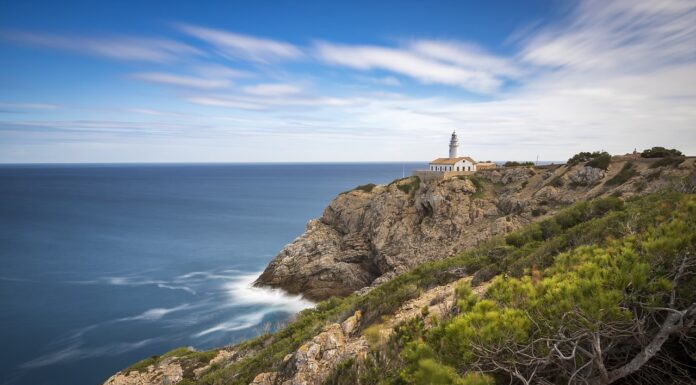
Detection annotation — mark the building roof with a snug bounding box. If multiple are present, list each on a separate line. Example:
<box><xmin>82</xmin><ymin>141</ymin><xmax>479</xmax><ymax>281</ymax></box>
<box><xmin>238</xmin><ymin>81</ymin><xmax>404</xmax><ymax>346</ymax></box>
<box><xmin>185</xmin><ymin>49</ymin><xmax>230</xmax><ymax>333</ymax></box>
<box><xmin>429</xmin><ymin>156</ymin><xmax>476</xmax><ymax>165</ymax></box>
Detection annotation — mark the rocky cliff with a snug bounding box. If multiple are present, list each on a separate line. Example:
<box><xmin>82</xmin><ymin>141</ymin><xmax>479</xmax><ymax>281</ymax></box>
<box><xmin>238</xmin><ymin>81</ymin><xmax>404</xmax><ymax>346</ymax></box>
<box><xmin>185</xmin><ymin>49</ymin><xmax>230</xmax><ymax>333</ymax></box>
<box><xmin>255</xmin><ymin>156</ymin><xmax>696</xmax><ymax>301</ymax></box>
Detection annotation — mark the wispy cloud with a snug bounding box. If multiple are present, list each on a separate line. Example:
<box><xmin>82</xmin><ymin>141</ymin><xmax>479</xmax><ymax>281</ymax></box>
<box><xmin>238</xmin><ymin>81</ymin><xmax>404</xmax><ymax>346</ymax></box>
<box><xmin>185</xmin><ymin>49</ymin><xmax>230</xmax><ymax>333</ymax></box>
<box><xmin>1</xmin><ymin>30</ymin><xmax>202</xmax><ymax>62</ymax></box>
<box><xmin>176</xmin><ymin>23</ymin><xmax>303</xmax><ymax>63</ymax></box>
<box><xmin>243</xmin><ymin>83</ymin><xmax>303</xmax><ymax>96</ymax></box>
<box><xmin>130</xmin><ymin>72</ymin><xmax>231</xmax><ymax>89</ymax></box>
<box><xmin>0</xmin><ymin>102</ymin><xmax>61</xmax><ymax>112</ymax></box>
<box><xmin>314</xmin><ymin>40</ymin><xmax>518</xmax><ymax>93</ymax></box>
<box><xmin>521</xmin><ymin>0</ymin><xmax>696</xmax><ymax>72</ymax></box>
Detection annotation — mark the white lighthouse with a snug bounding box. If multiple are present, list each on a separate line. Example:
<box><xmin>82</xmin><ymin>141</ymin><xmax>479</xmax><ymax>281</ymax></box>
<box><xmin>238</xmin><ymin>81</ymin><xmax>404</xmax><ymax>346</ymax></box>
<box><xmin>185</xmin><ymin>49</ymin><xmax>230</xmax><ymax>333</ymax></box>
<box><xmin>449</xmin><ymin>131</ymin><xmax>459</xmax><ymax>158</ymax></box>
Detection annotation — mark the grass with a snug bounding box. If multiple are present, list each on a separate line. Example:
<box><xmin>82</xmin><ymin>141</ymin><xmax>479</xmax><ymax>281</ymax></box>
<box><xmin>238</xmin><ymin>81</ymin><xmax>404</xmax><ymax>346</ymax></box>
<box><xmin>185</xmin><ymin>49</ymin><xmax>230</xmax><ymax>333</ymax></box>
<box><xmin>605</xmin><ymin>162</ymin><xmax>639</xmax><ymax>186</ymax></box>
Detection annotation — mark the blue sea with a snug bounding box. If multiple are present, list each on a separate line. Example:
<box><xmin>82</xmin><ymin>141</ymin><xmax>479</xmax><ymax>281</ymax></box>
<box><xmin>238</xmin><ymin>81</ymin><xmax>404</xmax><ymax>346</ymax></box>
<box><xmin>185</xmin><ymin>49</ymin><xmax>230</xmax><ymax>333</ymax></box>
<box><xmin>0</xmin><ymin>163</ymin><xmax>421</xmax><ymax>385</ymax></box>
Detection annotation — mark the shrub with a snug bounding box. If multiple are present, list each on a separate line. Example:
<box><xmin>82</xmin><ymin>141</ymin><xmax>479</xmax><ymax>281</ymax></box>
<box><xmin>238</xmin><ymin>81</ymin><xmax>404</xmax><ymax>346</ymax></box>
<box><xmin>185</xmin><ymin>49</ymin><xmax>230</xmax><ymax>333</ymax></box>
<box><xmin>605</xmin><ymin>162</ymin><xmax>638</xmax><ymax>186</ymax></box>
<box><xmin>505</xmin><ymin>232</ymin><xmax>526</xmax><ymax>248</ymax></box>
<box><xmin>641</xmin><ymin>146</ymin><xmax>682</xmax><ymax>158</ymax></box>
<box><xmin>355</xmin><ymin>183</ymin><xmax>376</xmax><ymax>193</ymax></box>
<box><xmin>503</xmin><ymin>161</ymin><xmax>534</xmax><ymax>167</ymax></box>
<box><xmin>567</xmin><ymin>151</ymin><xmax>609</xmax><ymax>166</ymax></box>
<box><xmin>585</xmin><ymin>152</ymin><xmax>611</xmax><ymax>170</ymax></box>
<box><xmin>397</xmin><ymin>176</ymin><xmax>421</xmax><ymax>197</ymax></box>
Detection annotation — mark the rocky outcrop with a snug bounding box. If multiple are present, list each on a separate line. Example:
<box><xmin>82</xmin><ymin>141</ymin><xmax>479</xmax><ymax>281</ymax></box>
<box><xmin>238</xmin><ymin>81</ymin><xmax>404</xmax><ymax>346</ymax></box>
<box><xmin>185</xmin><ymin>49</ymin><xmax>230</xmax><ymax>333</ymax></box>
<box><xmin>103</xmin><ymin>357</ymin><xmax>184</xmax><ymax>385</ymax></box>
<box><xmin>568</xmin><ymin>166</ymin><xmax>606</xmax><ymax>186</ymax></box>
<box><xmin>252</xmin><ymin>311</ymin><xmax>368</xmax><ymax>385</ymax></box>
<box><xmin>255</xmin><ymin>158</ymin><xmax>696</xmax><ymax>301</ymax></box>
<box><xmin>255</xmin><ymin>176</ymin><xmax>502</xmax><ymax>300</ymax></box>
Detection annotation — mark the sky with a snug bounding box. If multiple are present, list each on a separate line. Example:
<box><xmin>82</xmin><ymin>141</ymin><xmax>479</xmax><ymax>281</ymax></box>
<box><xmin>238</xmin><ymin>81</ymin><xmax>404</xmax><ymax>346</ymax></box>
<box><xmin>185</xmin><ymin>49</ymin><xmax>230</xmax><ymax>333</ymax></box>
<box><xmin>0</xmin><ymin>0</ymin><xmax>695</xmax><ymax>163</ymax></box>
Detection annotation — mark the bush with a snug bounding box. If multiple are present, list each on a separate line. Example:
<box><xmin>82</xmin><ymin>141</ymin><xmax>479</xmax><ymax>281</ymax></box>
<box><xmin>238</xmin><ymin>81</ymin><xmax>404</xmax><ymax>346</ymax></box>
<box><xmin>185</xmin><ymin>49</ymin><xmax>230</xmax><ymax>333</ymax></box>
<box><xmin>503</xmin><ymin>161</ymin><xmax>534</xmax><ymax>167</ymax></box>
<box><xmin>355</xmin><ymin>183</ymin><xmax>376</xmax><ymax>193</ymax></box>
<box><xmin>641</xmin><ymin>146</ymin><xmax>682</xmax><ymax>158</ymax></box>
<box><xmin>585</xmin><ymin>152</ymin><xmax>611</xmax><ymax>170</ymax></box>
<box><xmin>567</xmin><ymin>151</ymin><xmax>610</xmax><ymax>166</ymax></box>
<box><xmin>605</xmin><ymin>162</ymin><xmax>638</xmax><ymax>186</ymax></box>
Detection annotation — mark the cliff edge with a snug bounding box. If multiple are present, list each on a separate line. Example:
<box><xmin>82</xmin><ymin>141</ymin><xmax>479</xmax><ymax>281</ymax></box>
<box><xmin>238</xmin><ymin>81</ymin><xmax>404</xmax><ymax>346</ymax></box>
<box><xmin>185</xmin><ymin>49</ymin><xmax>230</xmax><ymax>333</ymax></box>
<box><xmin>255</xmin><ymin>155</ymin><xmax>696</xmax><ymax>301</ymax></box>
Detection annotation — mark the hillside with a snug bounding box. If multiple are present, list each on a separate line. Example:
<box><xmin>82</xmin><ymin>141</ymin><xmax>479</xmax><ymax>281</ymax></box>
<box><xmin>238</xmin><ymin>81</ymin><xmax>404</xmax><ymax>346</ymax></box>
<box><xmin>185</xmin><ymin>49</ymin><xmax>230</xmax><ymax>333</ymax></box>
<box><xmin>104</xmin><ymin>153</ymin><xmax>696</xmax><ymax>385</ymax></box>
<box><xmin>255</xmin><ymin>154</ymin><xmax>696</xmax><ymax>300</ymax></box>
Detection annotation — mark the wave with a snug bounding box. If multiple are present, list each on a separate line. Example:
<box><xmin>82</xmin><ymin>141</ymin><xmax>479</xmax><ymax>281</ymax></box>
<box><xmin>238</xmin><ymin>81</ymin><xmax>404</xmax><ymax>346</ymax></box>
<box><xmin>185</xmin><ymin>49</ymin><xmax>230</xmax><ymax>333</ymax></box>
<box><xmin>117</xmin><ymin>303</ymin><xmax>192</xmax><ymax>322</ymax></box>
<box><xmin>192</xmin><ymin>272</ymin><xmax>314</xmax><ymax>337</ymax></box>
<box><xmin>21</xmin><ymin>339</ymin><xmax>157</xmax><ymax>369</ymax></box>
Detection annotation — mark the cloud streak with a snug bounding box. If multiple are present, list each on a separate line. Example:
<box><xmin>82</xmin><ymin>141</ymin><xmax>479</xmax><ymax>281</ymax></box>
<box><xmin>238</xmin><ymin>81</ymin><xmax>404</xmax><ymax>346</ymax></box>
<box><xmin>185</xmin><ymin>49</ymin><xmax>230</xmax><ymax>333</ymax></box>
<box><xmin>314</xmin><ymin>41</ymin><xmax>515</xmax><ymax>93</ymax></box>
<box><xmin>177</xmin><ymin>23</ymin><xmax>303</xmax><ymax>63</ymax></box>
<box><xmin>1</xmin><ymin>31</ymin><xmax>202</xmax><ymax>62</ymax></box>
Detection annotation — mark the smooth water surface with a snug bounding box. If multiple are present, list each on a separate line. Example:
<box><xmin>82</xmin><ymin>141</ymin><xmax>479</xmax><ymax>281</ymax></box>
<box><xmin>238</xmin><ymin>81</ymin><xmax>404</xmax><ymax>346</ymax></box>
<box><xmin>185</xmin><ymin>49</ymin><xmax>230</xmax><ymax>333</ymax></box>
<box><xmin>0</xmin><ymin>163</ymin><xmax>421</xmax><ymax>385</ymax></box>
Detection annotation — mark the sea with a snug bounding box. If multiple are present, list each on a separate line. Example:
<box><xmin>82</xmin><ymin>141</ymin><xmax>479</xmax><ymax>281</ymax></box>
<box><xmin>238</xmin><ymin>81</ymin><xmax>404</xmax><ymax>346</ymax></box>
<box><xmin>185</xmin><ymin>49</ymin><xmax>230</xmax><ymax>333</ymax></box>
<box><xmin>0</xmin><ymin>163</ymin><xmax>422</xmax><ymax>385</ymax></box>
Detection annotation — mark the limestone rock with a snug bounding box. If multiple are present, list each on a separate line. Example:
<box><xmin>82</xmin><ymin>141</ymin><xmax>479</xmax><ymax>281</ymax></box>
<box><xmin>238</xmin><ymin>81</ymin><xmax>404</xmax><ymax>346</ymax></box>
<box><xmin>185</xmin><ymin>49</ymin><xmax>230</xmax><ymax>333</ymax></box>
<box><xmin>568</xmin><ymin>166</ymin><xmax>606</xmax><ymax>186</ymax></box>
<box><xmin>255</xmin><ymin>158</ymin><xmax>696</xmax><ymax>301</ymax></box>
<box><xmin>250</xmin><ymin>372</ymin><xmax>278</xmax><ymax>385</ymax></box>
<box><xmin>103</xmin><ymin>357</ymin><xmax>182</xmax><ymax>385</ymax></box>
<box><xmin>282</xmin><ymin>314</ymin><xmax>369</xmax><ymax>385</ymax></box>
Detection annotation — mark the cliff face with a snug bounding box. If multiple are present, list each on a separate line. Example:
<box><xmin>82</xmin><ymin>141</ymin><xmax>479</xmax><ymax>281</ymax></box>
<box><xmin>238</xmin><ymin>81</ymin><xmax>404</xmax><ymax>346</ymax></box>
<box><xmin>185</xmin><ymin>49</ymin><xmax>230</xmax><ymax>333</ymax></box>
<box><xmin>255</xmin><ymin>156</ymin><xmax>696</xmax><ymax>301</ymax></box>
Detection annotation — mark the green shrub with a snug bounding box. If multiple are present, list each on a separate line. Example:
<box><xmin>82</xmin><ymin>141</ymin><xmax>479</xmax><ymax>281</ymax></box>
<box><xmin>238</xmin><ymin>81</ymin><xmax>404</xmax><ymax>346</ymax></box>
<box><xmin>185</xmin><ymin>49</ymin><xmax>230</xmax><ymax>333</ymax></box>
<box><xmin>396</xmin><ymin>176</ymin><xmax>421</xmax><ymax>197</ymax></box>
<box><xmin>641</xmin><ymin>146</ymin><xmax>682</xmax><ymax>158</ymax></box>
<box><xmin>585</xmin><ymin>152</ymin><xmax>611</xmax><ymax>170</ymax></box>
<box><xmin>605</xmin><ymin>162</ymin><xmax>638</xmax><ymax>186</ymax></box>
<box><xmin>505</xmin><ymin>232</ymin><xmax>526</xmax><ymax>248</ymax></box>
<box><xmin>503</xmin><ymin>161</ymin><xmax>534</xmax><ymax>167</ymax></box>
<box><xmin>355</xmin><ymin>183</ymin><xmax>376</xmax><ymax>193</ymax></box>
<box><xmin>567</xmin><ymin>151</ymin><xmax>609</xmax><ymax>166</ymax></box>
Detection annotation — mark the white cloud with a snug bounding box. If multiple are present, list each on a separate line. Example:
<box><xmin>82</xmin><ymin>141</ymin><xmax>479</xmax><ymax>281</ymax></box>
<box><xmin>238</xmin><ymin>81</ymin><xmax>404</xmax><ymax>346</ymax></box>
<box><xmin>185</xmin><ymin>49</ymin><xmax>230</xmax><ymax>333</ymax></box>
<box><xmin>243</xmin><ymin>83</ymin><xmax>302</xmax><ymax>96</ymax></box>
<box><xmin>131</xmin><ymin>72</ymin><xmax>231</xmax><ymax>89</ymax></box>
<box><xmin>177</xmin><ymin>23</ymin><xmax>303</xmax><ymax>63</ymax></box>
<box><xmin>1</xmin><ymin>31</ymin><xmax>202</xmax><ymax>62</ymax></box>
<box><xmin>314</xmin><ymin>41</ymin><xmax>515</xmax><ymax>93</ymax></box>
<box><xmin>521</xmin><ymin>0</ymin><xmax>696</xmax><ymax>72</ymax></box>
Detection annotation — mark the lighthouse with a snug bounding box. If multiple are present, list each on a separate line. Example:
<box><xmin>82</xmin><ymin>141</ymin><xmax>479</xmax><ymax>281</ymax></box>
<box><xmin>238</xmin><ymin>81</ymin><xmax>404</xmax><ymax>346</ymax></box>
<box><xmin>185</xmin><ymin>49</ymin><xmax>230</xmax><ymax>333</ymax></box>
<box><xmin>449</xmin><ymin>131</ymin><xmax>459</xmax><ymax>158</ymax></box>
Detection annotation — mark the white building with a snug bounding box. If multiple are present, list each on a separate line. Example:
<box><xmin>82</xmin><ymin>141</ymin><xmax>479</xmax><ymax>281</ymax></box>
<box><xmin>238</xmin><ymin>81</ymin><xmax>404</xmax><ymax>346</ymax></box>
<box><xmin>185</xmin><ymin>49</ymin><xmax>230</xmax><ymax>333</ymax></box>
<box><xmin>428</xmin><ymin>131</ymin><xmax>477</xmax><ymax>172</ymax></box>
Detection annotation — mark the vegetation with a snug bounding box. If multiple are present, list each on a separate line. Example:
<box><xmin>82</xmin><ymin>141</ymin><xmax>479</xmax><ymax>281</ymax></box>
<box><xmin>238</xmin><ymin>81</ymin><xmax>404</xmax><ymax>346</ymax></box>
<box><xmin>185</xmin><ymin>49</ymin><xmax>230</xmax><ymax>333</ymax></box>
<box><xmin>585</xmin><ymin>152</ymin><xmax>612</xmax><ymax>170</ymax></box>
<box><xmin>396</xmin><ymin>176</ymin><xmax>421</xmax><ymax>198</ymax></box>
<box><xmin>355</xmin><ymin>183</ymin><xmax>377</xmax><ymax>193</ymax></box>
<box><xmin>321</xmin><ymin>192</ymin><xmax>696</xmax><ymax>385</ymax></box>
<box><xmin>650</xmin><ymin>155</ymin><xmax>686</xmax><ymax>169</ymax></box>
<box><xmin>141</xmin><ymin>187</ymin><xmax>696</xmax><ymax>385</ymax></box>
<box><xmin>342</xmin><ymin>183</ymin><xmax>377</xmax><ymax>194</ymax></box>
<box><xmin>605</xmin><ymin>162</ymin><xmax>638</xmax><ymax>186</ymax></box>
<box><xmin>504</xmin><ymin>161</ymin><xmax>535</xmax><ymax>167</ymax></box>
<box><xmin>641</xmin><ymin>146</ymin><xmax>683</xmax><ymax>158</ymax></box>
<box><xmin>567</xmin><ymin>151</ymin><xmax>610</xmax><ymax>167</ymax></box>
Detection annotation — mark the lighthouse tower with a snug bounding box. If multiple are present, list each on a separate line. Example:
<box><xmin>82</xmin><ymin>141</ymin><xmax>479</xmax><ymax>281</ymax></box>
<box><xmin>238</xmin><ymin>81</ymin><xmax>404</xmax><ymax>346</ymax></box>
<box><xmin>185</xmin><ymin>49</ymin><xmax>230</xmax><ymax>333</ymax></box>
<box><xmin>449</xmin><ymin>131</ymin><xmax>459</xmax><ymax>158</ymax></box>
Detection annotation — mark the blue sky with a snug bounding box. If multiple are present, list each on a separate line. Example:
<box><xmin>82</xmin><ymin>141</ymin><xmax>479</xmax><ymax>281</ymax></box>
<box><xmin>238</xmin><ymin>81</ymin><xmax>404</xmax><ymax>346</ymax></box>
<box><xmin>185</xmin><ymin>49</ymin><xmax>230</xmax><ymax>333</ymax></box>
<box><xmin>1</xmin><ymin>0</ymin><xmax>695</xmax><ymax>163</ymax></box>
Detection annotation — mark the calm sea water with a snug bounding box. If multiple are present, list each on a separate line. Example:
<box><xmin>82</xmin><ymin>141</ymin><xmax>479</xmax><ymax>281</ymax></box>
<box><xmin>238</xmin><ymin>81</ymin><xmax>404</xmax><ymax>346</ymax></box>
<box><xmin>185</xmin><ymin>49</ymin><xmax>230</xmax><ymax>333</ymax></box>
<box><xmin>0</xmin><ymin>163</ymin><xmax>421</xmax><ymax>385</ymax></box>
